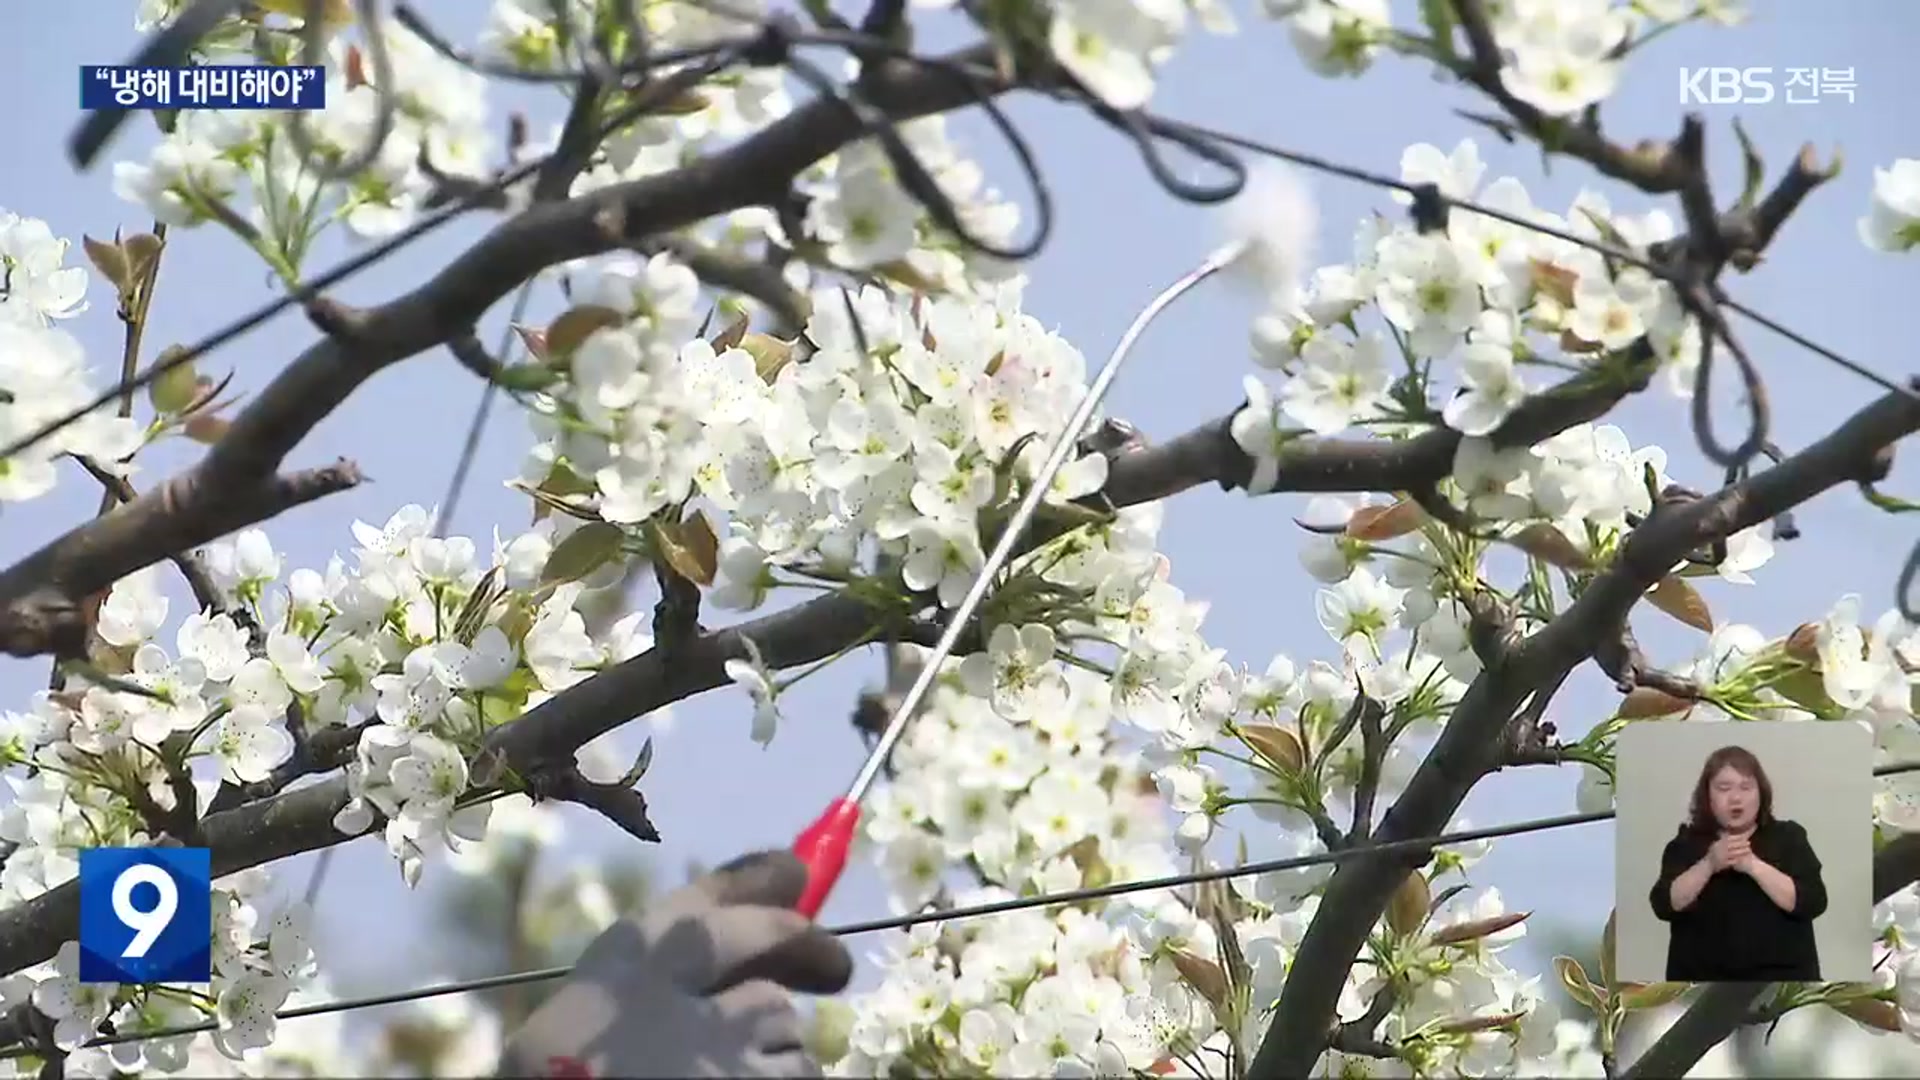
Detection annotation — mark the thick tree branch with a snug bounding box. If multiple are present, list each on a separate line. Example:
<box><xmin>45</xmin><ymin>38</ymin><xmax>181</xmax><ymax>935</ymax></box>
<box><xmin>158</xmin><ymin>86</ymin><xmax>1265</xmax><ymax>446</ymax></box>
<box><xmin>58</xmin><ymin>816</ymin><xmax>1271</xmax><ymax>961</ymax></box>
<box><xmin>475</xmin><ymin>353</ymin><xmax>1661</xmax><ymax>783</ymax></box>
<box><xmin>477</xmin><ymin>591</ymin><xmax>884</xmax><ymax>780</ymax></box>
<box><xmin>70</xmin><ymin>456</ymin><xmax>225</xmax><ymax>620</ymax></box>
<box><xmin>1247</xmin><ymin>379</ymin><xmax>1920</xmax><ymax>1079</ymax></box>
<box><xmin>1622</xmin><ymin>833</ymin><xmax>1920</xmax><ymax>1079</ymax></box>
<box><xmin>0</xmin><ymin>462</ymin><xmax>361</xmax><ymax>658</ymax></box>
<box><xmin>0</xmin><ymin>776</ymin><xmax>354</xmax><ymax>977</ymax></box>
<box><xmin>0</xmin><ymin>330</ymin><xmax>1869</xmax><ymax>992</ymax></box>
<box><xmin>1104</xmin><ymin>351</ymin><xmax>1657</xmax><ymax>508</ymax></box>
<box><xmin>0</xmin><ymin>44</ymin><xmax>1007</xmax><ymax>659</ymax></box>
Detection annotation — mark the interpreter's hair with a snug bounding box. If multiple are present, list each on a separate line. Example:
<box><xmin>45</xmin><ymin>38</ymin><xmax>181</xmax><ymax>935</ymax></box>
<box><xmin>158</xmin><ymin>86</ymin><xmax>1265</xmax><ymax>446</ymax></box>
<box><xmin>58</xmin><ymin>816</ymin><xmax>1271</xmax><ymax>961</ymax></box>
<box><xmin>1685</xmin><ymin>744</ymin><xmax>1775</xmax><ymax>836</ymax></box>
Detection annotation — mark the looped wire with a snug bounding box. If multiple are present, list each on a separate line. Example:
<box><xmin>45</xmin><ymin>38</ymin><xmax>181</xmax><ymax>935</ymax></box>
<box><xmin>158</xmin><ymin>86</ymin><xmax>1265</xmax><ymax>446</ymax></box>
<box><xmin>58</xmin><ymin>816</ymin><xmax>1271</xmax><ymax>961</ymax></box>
<box><xmin>1899</xmin><ymin>539</ymin><xmax>1920</xmax><ymax>623</ymax></box>
<box><xmin>284</xmin><ymin>0</ymin><xmax>396</xmax><ymax>182</ymax></box>
<box><xmin>889</xmin><ymin>53</ymin><xmax>1055</xmax><ymax>262</ymax></box>
<box><xmin>780</xmin><ymin>48</ymin><xmax>1052</xmax><ymax>263</ymax></box>
<box><xmin>1685</xmin><ymin>282</ymin><xmax>1771</xmax><ymax>470</ymax></box>
<box><xmin>1081</xmin><ymin>101</ymin><xmax>1247</xmax><ymax>205</ymax></box>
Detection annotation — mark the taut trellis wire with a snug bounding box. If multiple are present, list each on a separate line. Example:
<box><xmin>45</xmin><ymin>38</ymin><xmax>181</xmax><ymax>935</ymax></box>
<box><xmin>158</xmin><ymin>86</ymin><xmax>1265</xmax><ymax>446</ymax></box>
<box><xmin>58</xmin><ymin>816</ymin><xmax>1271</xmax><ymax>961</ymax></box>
<box><xmin>5</xmin><ymin>0</ymin><xmax>1920</xmax><ymax>1072</ymax></box>
<box><xmin>13</xmin><ymin>755</ymin><xmax>1920</xmax><ymax>1057</ymax></box>
<box><xmin>13</xmin><ymin>0</ymin><xmax>1919</xmax><ymax>613</ymax></box>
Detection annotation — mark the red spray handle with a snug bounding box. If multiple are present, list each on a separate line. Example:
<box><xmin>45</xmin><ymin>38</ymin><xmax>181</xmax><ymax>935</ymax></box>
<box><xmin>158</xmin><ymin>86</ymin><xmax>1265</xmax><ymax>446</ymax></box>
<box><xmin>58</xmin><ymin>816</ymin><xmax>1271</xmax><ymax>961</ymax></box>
<box><xmin>791</xmin><ymin>797</ymin><xmax>862</xmax><ymax>918</ymax></box>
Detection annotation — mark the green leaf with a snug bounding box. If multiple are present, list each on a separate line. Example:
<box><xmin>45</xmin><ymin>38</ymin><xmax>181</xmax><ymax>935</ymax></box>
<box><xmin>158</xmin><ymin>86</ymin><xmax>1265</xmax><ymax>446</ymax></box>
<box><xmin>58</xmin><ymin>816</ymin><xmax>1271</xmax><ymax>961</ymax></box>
<box><xmin>1863</xmin><ymin>484</ymin><xmax>1920</xmax><ymax>514</ymax></box>
<box><xmin>451</xmin><ymin>567</ymin><xmax>501</xmax><ymax>645</ymax></box>
<box><xmin>1646</xmin><ymin>576</ymin><xmax>1714</xmax><ymax>633</ymax></box>
<box><xmin>493</xmin><ymin>364</ymin><xmax>563</xmax><ymax>392</ymax></box>
<box><xmin>1773</xmin><ymin>669</ymin><xmax>1846</xmax><ymax>721</ymax></box>
<box><xmin>1428</xmin><ymin>1011</ymin><xmax>1526</xmax><ymax>1036</ymax></box>
<box><xmin>1429</xmin><ymin>910</ymin><xmax>1530</xmax><ymax>947</ymax></box>
<box><xmin>620</xmin><ymin>737</ymin><xmax>655</xmax><ymax>786</ymax></box>
<box><xmin>651</xmin><ymin>510</ymin><xmax>720</xmax><ymax>587</ymax></box>
<box><xmin>1346</xmin><ymin>499</ymin><xmax>1428</xmax><ymax>541</ymax></box>
<box><xmin>1239</xmin><ymin>724</ymin><xmax>1305</xmax><ymax>773</ymax></box>
<box><xmin>544</xmin><ymin>305</ymin><xmax>628</xmax><ymax>366</ymax></box>
<box><xmin>82</xmin><ymin>234</ymin><xmax>131</xmax><ymax>294</ymax></box>
<box><xmin>1555</xmin><ymin>956</ymin><xmax>1604</xmax><ymax>1013</ymax></box>
<box><xmin>540</xmin><ymin>522</ymin><xmax>626</xmax><ymax>586</ymax></box>
<box><xmin>1507</xmin><ymin>523</ymin><xmax>1592</xmax><ymax>570</ymax></box>
<box><xmin>740</xmin><ymin>333</ymin><xmax>795</xmax><ymax>383</ymax></box>
<box><xmin>1618</xmin><ymin>982</ymin><xmax>1691</xmax><ymax>1011</ymax></box>
<box><xmin>121</xmin><ymin>232</ymin><xmax>164</xmax><ymax>283</ymax></box>
<box><xmin>1170</xmin><ymin>950</ymin><xmax>1230</xmax><ymax>1014</ymax></box>
<box><xmin>512</xmin><ymin>479</ymin><xmax>602</xmax><ymax>523</ymax></box>
<box><xmin>1829</xmin><ymin>996</ymin><xmax>1903</xmax><ymax>1032</ymax></box>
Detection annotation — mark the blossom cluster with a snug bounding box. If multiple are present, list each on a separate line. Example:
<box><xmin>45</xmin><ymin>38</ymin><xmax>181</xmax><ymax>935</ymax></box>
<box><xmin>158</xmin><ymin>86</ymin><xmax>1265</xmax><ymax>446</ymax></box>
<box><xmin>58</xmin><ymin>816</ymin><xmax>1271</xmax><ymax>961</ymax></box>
<box><xmin>112</xmin><ymin>1</ymin><xmax>1017</xmax><ymax>309</ymax></box>
<box><xmin>0</xmin><ymin>210</ymin><xmax>140</xmax><ymax>503</ymax></box>
<box><xmin>5</xmin><ymin>0</ymin><xmax>1918</xmax><ymax>1075</ymax></box>
<box><xmin>0</xmin><ymin>500</ymin><xmax>670</xmax><ymax>1072</ymax></box>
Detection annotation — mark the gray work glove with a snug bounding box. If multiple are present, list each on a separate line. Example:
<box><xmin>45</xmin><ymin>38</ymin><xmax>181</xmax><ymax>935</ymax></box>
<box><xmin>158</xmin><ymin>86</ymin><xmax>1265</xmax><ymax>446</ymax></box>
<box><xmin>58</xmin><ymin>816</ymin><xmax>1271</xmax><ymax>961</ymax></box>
<box><xmin>495</xmin><ymin>850</ymin><xmax>854</xmax><ymax>1078</ymax></box>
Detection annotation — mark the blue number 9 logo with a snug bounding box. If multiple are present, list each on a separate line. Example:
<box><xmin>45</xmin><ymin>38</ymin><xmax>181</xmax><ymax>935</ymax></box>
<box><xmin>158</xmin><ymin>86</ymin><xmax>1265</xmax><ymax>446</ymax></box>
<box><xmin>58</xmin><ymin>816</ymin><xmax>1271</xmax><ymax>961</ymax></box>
<box><xmin>79</xmin><ymin>848</ymin><xmax>211</xmax><ymax>984</ymax></box>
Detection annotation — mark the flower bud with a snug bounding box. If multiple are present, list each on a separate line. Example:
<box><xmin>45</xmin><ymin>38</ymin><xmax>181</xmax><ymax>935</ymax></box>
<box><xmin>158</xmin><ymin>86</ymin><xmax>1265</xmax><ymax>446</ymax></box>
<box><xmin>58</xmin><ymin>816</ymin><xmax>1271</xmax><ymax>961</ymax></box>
<box><xmin>183</xmin><ymin>413</ymin><xmax>229</xmax><ymax>444</ymax></box>
<box><xmin>805</xmin><ymin>1000</ymin><xmax>854</xmax><ymax>1066</ymax></box>
<box><xmin>148</xmin><ymin>347</ymin><xmax>199</xmax><ymax>414</ymax></box>
<box><xmin>1387</xmin><ymin>872</ymin><xmax>1431</xmax><ymax>936</ymax></box>
<box><xmin>1240</xmin><ymin>723</ymin><xmax>1304</xmax><ymax>774</ymax></box>
<box><xmin>1784</xmin><ymin>622</ymin><xmax>1821</xmax><ymax>663</ymax></box>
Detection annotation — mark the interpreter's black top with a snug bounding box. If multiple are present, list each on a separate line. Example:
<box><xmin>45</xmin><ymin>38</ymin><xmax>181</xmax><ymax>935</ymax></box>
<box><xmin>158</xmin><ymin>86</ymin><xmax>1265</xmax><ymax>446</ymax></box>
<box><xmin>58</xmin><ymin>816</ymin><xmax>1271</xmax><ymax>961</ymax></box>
<box><xmin>1649</xmin><ymin>818</ymin><xmax>1828</xmax><ymax>982</ymax></box>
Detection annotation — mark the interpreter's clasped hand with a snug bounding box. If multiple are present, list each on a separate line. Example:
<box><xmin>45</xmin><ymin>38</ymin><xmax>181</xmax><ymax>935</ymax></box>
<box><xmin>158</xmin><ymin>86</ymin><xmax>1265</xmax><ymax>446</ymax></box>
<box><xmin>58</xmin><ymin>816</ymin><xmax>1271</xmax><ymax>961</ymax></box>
<box><xmin>1707</xmin><ymin>833</ymin><xmax>1752</xmax><ymax>873</ymax></box>
<box><xmin>497</xmin><ymin>850</ymin><xmax>853</xmax><ymax>1079</ymax></box>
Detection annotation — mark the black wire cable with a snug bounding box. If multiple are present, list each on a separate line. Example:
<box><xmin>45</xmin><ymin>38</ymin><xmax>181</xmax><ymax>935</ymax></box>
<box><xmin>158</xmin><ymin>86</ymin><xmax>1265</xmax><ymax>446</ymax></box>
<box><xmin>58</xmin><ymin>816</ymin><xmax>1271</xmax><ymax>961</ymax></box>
<box><xmin>5</xmin><ymin>48</ymin><xmax>738</xmax><ymax>465</ymax></box>
<box><xmin>283</xmin><ymin>0</ymin><xmax>395</xmax><ymax>182</ymax></box>
<box><xmin>32</xmin><ymin>10</ymin><xmax>1904</xmax><ymax>482</ymax></box>
<box><xmin>432</xmin><ymin>281</ymin><xmax>539</xmax><ymax>541</ymax></box>
<box><xmin>777</xmin><ymin>41</ymin><xmax>1050</xmax><ymax>263</ymax></box>
<box><xmin>26</xmin><ymin>758</ymin><xmax>1920</xmax><ymax>1057</ymax></box>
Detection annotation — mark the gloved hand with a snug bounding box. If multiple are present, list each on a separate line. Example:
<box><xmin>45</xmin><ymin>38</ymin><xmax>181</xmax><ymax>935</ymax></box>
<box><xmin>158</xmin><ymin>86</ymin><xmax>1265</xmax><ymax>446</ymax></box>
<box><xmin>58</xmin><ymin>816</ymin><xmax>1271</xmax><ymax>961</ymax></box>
<box><xmin>495</xmin><ymin>850</ymin><xmax>854</xmax><ymax>1078</ymax></box>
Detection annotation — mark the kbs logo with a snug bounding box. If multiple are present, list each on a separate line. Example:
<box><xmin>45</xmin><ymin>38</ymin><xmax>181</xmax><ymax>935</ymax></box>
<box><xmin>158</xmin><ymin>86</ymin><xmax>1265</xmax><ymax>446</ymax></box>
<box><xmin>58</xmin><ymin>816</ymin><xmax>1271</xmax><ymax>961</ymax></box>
<box><xmin>1679</xmin><ymin>67</ymin><xmax>1857</xmax><ymax>106</ymax></box>
<box><xmin>78</xmin><ymin>848</ymin><xmax>212</xmax><ymax>984</ymax></box>
<box><xmin>1679</xmin><ymin>67</ymin><xmax>1775</xmax><ymax>104</ymax></box>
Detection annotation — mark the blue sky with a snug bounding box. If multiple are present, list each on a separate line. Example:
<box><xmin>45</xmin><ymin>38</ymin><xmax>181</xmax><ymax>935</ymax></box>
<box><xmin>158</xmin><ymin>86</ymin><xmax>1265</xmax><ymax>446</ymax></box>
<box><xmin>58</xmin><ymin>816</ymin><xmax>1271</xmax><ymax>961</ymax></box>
<box><xmin>3</xmin><ymin>0</ymin><xmax>1918</xmax><ymax>1026</ymax></box>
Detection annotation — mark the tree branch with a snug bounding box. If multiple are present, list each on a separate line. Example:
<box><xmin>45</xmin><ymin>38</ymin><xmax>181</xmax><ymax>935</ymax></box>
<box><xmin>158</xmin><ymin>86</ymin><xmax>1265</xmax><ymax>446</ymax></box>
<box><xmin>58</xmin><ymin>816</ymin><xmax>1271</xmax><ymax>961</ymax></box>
<box><xmin>0</xmin><ymin>462</ymin><xmax>361</xmax><ymax>658</ymax></box>
<box><xmin>0</xmin><ymin>43</ymin><xmax>1009</xmax><ymax>659</ymax></box>
<box><xmin>1447</xmin><ymin>0</ymin><xmax>1693</xmax><ymax>193</ymax></box>
<box><xmin>69</xmin><ymin>456</ymin><xmax>225</xmax><ymax>620</ymax></box>
<box><xmin>0</xmin><ymin>776</ymin><xmax>354</xmax><ymax>977</ymax></box>
<box><xmin>648</xmin><ymin>236</ymin><xmax>810</xmax><ymax>336</ymax></box>
<box><xmin>1246</xmin><ymin>377</ymin><xmax>1920</xmax><ymax>1079</ymax></box>
<box><xmin>1104</xmin><ymin>349</ymin><xmax>1658</xmax><ymax>508</ymax></box>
